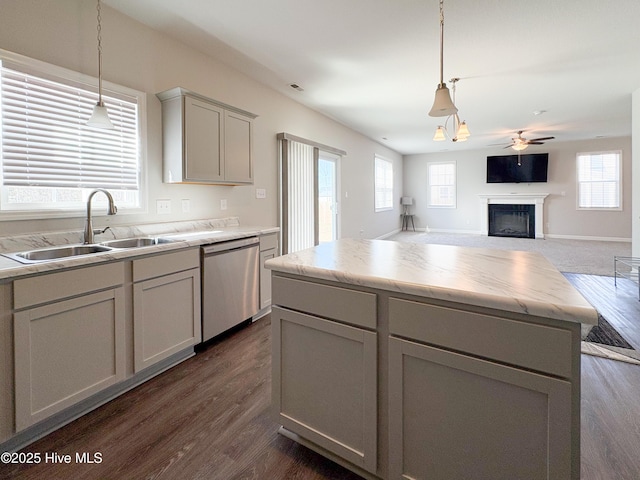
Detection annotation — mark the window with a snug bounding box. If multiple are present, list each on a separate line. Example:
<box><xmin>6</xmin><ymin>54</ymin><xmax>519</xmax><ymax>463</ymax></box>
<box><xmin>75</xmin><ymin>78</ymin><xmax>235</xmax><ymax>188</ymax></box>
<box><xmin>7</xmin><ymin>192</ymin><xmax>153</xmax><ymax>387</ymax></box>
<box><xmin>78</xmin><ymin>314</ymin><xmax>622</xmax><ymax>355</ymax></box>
<box><xmin>0</xmin><ymin>49</ymin><xmax>145</xmax><ymax>217</ymax></box>
<box><xmin>576</xmin><ymin>151</ymin><xmax>621</xmax><ymax>210</ymax></box>
<box><xmin>374</xmin><ymin>155</ymin><xmax>393</xmax><ymax>212</ymax></box>
<box><xmin>427</xmin><ymin>161</ymin><xmax>456</xmax><ymax>208</ymax></box>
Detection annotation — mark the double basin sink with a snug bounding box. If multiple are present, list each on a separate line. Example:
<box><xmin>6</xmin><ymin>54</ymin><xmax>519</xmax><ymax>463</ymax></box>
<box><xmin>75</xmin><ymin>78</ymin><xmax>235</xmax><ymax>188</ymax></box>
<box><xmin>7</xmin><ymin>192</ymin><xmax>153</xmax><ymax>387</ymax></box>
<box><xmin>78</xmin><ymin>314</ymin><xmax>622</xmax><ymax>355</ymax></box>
<box><xmin>4</xmin><ymin>237</ymin><xmax>175</xmax><ymax>264</ymax></box>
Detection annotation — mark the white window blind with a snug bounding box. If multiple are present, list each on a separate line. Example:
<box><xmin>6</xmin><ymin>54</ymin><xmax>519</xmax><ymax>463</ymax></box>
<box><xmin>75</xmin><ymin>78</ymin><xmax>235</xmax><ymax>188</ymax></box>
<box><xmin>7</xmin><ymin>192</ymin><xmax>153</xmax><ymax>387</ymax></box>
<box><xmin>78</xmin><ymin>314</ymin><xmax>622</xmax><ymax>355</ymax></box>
<box><xmin>576</xmin><ymin>151</ymin><xmax>621</xmax><ymax>209</ymax></box>
<box><xmin>374</xmin><ymin>155</ymin><xmax>393</xmax><ymax>211</ymax></box>
<box><xmin>0</xmin><ymin>54</ymin><xmax>141</xmax><ymax>213</ymax></box>
<box><xmin>427</xmin><ymin>161</ymin><xmax>456</xmax><ymax>208</ymax></box>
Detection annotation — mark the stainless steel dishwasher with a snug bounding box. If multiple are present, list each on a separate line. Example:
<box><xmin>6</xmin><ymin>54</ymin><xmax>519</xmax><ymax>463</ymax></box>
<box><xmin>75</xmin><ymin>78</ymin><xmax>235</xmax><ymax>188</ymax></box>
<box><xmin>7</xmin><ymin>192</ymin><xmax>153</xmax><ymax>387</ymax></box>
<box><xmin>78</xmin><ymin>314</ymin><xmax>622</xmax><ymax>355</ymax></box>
<box><xmin>201</xmin><ymin>236</ymin><xmax>259</xmax><ymax>342</ymax></box>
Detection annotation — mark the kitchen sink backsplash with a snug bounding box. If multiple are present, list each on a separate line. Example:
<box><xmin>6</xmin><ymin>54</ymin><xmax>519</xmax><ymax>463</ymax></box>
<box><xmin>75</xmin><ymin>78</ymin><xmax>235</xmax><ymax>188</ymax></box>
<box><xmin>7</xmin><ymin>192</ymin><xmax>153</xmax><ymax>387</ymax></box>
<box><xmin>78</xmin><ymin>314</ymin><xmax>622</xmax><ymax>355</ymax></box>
<box><xmin>0</xmin><ymin>217</ymin><xmax>241</xmax><ymax>253</ymax></box>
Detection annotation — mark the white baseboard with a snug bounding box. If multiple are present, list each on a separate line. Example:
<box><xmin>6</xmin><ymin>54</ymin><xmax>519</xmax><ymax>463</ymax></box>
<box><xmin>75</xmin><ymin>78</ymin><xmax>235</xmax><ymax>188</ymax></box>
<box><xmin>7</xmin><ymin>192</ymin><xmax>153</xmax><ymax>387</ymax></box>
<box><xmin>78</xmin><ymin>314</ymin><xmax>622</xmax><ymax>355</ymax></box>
<box><xmin>425</xmin><ymin>228</ymin><xmax>483</xmax><ymax>235</ymax></box>
<box><xmin>376</xmin><ymin>229</ymin><xmax>401</xmax><ymax>239</ymax></box>
<box><xmin>545</xmin><ymin>234</ymin><xmax>631</xmax><ymax>243</ymax></box>
<box><xmin>385</xmin><ymin>229</ymin><xmax>630</xmax><ymax>243</ymax></box>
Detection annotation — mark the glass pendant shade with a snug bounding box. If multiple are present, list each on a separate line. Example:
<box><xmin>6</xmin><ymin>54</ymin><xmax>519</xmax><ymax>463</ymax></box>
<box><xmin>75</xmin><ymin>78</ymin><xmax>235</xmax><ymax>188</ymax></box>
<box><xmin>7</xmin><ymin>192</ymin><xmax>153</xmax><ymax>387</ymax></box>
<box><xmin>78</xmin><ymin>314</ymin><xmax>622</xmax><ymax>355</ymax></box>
<box><xmin>428</xmin><ymin>84</ymin><xmax>458</xmax><ymax>117</ymax></box>
<box><xmin>456</xmin><ymin>121</ymin><xmax>470</xmax><ymax>139</ymax></box>
<box><xmin>87</xmin><ymin>102</ymin><xmax>114</xmax><ymax>129</ymax></box>
<box><xmin>512</xmin><ymin>142</ymin><xmax>528</xmax><ymax>151</ymax></box>
<box><xmin>433</xmin><ymin>126</ymin><xmax>446</xmax><ymax>141</ymax></box>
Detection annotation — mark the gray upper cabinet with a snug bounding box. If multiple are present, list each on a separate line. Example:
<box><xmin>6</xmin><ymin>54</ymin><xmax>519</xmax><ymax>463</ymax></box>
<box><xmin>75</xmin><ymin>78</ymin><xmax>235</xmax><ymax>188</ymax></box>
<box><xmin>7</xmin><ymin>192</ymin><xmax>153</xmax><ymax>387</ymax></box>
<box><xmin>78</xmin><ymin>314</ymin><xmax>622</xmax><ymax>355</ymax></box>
<box><xmin>157</xmin><ymin>88</ymin><xmax>256</xmax><ymax>185</ymax></box>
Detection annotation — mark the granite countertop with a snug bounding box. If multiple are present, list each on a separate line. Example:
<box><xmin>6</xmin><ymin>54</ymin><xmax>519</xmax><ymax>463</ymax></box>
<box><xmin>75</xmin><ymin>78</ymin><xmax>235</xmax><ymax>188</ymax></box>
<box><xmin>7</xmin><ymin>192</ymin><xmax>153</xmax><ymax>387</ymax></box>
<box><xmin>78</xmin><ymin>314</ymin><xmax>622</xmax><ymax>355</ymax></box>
<box><xmin>0</xmin><ymin>217</ymin><xmax>279</xmax><ymax>281</ymax></box>
<box><xmin>266</xmin><ymin>238</ymin><xmax>598</xmax><ymax>325</ymax></box>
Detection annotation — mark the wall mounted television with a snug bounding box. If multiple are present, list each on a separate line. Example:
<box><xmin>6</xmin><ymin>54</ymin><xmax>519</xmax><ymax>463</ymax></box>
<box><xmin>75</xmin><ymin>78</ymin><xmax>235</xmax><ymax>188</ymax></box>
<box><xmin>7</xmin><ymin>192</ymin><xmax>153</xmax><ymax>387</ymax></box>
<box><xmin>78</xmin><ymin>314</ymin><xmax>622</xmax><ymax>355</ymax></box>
<box><xmin>486</xmin><ymin>153</ymin><xmax>549</xmax><ymax>183</ymax></box>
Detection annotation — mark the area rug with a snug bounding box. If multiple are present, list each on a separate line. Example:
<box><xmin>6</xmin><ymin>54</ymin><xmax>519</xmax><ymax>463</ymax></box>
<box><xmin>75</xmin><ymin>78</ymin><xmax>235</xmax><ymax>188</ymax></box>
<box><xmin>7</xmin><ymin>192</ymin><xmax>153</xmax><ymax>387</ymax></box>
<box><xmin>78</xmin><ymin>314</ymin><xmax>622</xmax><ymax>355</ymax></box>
<box><xmin>581</xmin><ymin>314</ymin><xmax>640</xmax><ymax>365</ymax></box>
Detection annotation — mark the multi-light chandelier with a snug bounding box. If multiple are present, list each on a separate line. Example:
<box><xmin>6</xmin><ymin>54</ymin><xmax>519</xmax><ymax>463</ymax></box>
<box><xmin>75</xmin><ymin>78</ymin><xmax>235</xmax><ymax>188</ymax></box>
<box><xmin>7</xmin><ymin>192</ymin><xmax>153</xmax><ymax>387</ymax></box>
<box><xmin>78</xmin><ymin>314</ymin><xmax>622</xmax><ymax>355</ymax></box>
<box><xmin>428</xmin><ymin>0</ymin><xmax>470</xmax><ymax>143</ymax></box>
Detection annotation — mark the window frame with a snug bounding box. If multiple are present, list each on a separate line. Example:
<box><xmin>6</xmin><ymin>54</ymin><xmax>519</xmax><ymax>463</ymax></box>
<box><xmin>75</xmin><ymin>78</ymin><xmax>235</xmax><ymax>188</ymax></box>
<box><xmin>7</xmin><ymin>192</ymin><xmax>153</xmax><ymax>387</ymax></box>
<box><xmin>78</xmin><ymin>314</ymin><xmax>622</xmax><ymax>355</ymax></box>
<box><xmin>0</xmin><ymin>48</ymin><xmax>147</xmax><ymax>220</ymax></box>
<box><xmin>575</xmin><ymin>150</ymin><xmax>622</xmax><ymax>211</ymax></box>
<box><xmin>427</xmin><ymin>160</ymin><xmax>457</xmax><ymax>209</ymax></box>
<box><xmin>374</xmin><ymin>154</ymin><xmax>394</xmax><ymax>212</ymax></box>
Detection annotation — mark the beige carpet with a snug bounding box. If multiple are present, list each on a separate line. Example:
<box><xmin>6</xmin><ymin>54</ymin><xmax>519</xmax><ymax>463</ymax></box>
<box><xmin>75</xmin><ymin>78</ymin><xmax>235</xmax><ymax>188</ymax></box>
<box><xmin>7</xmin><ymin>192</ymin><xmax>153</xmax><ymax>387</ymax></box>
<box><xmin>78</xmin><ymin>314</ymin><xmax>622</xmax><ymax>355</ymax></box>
<box><xmin>387</xmin><ymin>231</ymin><xmax>631</xmax><ymax>276</ymax></box>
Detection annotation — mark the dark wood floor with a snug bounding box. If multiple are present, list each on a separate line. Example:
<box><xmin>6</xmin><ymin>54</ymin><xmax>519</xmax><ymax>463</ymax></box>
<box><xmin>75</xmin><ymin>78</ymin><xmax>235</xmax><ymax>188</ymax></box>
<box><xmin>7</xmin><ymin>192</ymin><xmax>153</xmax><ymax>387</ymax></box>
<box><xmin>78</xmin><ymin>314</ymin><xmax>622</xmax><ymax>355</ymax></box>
<box><xmin>565</xmin><ymin>274</ymin><xmax>640</xmax><ymax>480</ymax></box>
<box><xmin>2</xmin><ymin>274</ymin><xmax>640</xmax><ymax>480</ymax></box>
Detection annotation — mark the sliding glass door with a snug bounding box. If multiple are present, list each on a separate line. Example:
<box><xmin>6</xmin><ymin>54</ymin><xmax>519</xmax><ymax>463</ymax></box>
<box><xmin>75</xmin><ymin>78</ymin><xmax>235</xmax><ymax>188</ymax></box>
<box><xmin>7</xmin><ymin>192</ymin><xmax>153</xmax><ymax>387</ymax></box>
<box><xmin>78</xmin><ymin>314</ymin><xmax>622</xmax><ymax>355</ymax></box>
<box><xmin>278</xmin><ymin>134</ymin><xmax>344</xmax><ymax>254</ymax></box>
<box><xmin>318</xmin><ymin>154</ymin><xmax>339</xmax><ymax>243</ymax></box>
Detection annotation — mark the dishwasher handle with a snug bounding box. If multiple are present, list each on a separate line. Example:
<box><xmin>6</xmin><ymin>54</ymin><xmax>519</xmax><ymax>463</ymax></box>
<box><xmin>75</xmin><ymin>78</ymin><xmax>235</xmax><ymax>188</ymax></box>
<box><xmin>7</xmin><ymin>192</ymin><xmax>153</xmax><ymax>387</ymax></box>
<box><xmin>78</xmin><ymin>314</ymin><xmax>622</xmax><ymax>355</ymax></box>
<box><xmin>201</xmin><ymin>236</ymin><xmax>259</xmax><ymax>255</ymax></box>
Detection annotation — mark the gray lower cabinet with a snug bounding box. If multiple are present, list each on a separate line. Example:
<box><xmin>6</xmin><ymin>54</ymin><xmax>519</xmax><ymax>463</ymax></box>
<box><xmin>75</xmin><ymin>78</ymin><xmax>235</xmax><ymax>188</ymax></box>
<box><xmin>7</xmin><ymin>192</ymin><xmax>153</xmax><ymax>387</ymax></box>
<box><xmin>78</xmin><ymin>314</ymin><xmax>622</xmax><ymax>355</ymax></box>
<box><xmin>13</xmin><ymin>263</ymin><xmax>126</xmax><ymax>432</ymax></box>
<box><xmin>271</xmin><ymin>306</ymin><xmax>378</xmax><ymax>474</ymax></box>
<box><xmin>388</xmin><ymin>336</ymin><xmax>572</xmax><ymax>480</ymax></box>
<box><xmin>259</xmin><ymin>233</ymin><xmax>278</xmax><ymax>310</ymax></box>
<box><xmin>133</xmin><ymin>249</ymin><xmax>201</xmax><ymax>373</ymax></box>
<box><xmin>271</xmin><ymin>273</ymin><xmax>580</xmax><ymax>479</ymax></box>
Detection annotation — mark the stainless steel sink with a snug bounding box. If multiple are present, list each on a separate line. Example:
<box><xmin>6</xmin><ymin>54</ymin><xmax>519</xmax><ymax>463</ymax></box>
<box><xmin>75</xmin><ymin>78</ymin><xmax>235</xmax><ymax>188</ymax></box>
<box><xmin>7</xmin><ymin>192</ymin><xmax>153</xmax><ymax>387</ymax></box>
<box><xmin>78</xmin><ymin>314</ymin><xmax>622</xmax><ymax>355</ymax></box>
<box><xmin>4</xmin><ymin>244</ymin><xmax>114</xmax><ymax>264</ymax></box>
<box><xmin>100</xmin><ymin>237</ymin><xmax>166</xmax><ymax>248</ymax></box>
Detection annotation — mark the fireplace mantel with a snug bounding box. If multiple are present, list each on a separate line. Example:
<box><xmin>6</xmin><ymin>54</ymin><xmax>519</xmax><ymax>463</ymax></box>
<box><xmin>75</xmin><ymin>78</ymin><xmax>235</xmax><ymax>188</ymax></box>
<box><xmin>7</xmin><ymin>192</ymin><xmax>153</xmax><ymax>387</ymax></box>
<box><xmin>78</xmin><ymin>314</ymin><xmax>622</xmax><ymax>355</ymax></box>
<box><xmin>478</xmin><ymin>193</ymin><xmax>549</xmax><ymax>239</ymax></box>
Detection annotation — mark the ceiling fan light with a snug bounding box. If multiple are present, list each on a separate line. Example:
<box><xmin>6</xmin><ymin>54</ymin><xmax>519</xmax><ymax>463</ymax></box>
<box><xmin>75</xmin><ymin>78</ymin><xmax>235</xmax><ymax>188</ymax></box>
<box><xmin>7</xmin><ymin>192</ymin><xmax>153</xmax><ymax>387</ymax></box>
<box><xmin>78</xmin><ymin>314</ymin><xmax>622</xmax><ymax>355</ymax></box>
<box><xmin>428</xmin><ymin>84</ymin><xmax>458</xmax><ymax>117</ymax></box>
<box><xmin>512</xmin><ymin>142</ymin><xmax>528</xmax><ymax>151</ymax></box>
<box><xmin>433</xmin><ymin>126</ymin><xmax>446</xmax><ymax>141</ymax></box>
<box><xmin>456</xmin><ymin>120</ymin><xmax>470</xmax><ymax>139</ymax></box>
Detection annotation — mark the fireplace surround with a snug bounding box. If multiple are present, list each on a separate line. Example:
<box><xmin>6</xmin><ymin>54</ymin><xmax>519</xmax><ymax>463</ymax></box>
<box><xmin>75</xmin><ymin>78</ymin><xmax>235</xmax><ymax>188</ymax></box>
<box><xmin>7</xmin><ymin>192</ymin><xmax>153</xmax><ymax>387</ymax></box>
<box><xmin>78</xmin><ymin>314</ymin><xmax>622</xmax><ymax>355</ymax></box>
<box><xmin>479</xmin><ymin>193</ymin><xmax>549</xmax><ymax>239</ymax></box>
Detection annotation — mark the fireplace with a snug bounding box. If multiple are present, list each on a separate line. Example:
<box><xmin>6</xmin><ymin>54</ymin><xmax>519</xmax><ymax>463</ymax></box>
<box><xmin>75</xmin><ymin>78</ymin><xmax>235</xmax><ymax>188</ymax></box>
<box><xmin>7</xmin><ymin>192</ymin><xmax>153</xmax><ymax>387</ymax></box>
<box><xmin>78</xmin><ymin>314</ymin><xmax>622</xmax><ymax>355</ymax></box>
<box><xmin>479</xmin><ymin>193</ymin><xmax>548</xmax><ymax>239</ymax></box>
<box><xmin>488</xmin><ymin>204</ymin><xmax>535</xmax><ymax>238</ymax></box>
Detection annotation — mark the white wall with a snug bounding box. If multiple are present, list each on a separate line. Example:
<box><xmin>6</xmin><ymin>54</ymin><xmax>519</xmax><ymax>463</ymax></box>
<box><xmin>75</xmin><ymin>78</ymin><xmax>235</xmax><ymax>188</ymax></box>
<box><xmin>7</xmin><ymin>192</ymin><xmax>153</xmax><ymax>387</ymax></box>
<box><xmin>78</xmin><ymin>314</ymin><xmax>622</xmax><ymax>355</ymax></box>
<box><xmin>403</xmin><ymin>137</ymin><xmax>632</xmax><ymax>241</ymax></box>
<box><xmin>0</xmin><ymin>0</ymin><xmax>402</xmax><ymax>240</ymax></box>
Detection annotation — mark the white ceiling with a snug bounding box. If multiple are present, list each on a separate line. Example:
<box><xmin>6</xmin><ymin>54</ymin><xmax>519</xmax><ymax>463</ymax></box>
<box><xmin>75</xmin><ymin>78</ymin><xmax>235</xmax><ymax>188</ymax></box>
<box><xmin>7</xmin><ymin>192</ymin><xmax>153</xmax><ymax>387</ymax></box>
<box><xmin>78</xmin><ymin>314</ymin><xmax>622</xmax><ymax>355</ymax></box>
<box><xmin>104</xmin><ymin>0</ymin><xmax>640</xmax><ymax>155</ymax></box>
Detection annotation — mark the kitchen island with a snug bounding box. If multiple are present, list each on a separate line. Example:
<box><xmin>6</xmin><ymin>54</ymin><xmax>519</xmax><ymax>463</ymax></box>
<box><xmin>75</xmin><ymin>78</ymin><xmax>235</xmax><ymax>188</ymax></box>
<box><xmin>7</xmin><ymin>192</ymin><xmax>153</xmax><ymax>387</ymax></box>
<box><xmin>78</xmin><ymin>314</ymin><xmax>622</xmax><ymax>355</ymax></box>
<box><xmin>266</xmin><ymin>238</ymin><xmax>598</xmax><ymax>480</ymax></box>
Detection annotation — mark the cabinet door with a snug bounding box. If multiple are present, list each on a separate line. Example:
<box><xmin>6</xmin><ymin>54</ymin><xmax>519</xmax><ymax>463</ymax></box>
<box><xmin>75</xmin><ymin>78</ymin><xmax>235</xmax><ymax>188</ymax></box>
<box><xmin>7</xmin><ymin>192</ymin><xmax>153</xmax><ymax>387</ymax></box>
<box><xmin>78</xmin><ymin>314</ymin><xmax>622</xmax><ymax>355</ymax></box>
<box><xmin>0</xmin><ymin>283</ymin><xmax>13</xmax><ymax>443</ymax></box>
<box><xmin>224</xmin><ymin>110</ymin><xmax>253</xmax><ymax>183</ymax></box>
<box><xmin>259</xmin><ymin>248</ymin><xmax>275</xmax><ymax>309</ymax></box>
<box><xmin>184</xmin><ymin>96</ymin><xmax>224</xmax><ymax>182</ymax></box>
<box><xmin>14</xmin><ymin>288</ymin><xmax>125</xmax><ymax>431</ymax></box>
<box><xmin>272</xmin><ymin>306</ymin><xmax>377</xmax><ymax>474</ymax></box>
<box><xmin>133</xmin><ymin>268</ymin><xmax>201</xmax><ymax>373</ymax></box>
<box><xmin>388</xmin><ymin>336</ymin><xmax>573</xmax><ymax>480</ymax></box>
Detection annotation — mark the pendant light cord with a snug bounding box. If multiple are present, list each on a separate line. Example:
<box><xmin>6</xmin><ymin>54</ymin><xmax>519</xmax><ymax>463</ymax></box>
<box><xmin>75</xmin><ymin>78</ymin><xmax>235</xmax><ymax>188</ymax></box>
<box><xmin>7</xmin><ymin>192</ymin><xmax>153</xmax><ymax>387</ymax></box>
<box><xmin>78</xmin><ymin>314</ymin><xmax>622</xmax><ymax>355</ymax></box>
<box><xmin>96</xmin><ymin>0</ymin><xmax>104</xmax><ymax>105</ymax></box>
<box><xmin>438</xmin><ymin>0</ymin><xmax>445</xmax><ymax>88</ymax></box>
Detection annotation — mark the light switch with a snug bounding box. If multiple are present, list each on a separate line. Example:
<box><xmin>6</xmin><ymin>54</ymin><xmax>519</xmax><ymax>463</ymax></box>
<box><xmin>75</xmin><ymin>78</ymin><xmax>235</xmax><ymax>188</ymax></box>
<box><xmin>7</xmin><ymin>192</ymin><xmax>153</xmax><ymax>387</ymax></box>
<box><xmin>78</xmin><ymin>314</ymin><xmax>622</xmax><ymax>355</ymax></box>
<box><xmin>181</xmin><ymin>199</ymin><xmax>190</xmax><ymax>212</ymax></box>
<box><xmin>157</xmin><ymin>199</ymin><xmax>171</xmax><ymax>214</ymax></box>
<box><xmin>221</xmin><ymin>199</ymin><xmax>227</xmax><ymax>210</ymax></box>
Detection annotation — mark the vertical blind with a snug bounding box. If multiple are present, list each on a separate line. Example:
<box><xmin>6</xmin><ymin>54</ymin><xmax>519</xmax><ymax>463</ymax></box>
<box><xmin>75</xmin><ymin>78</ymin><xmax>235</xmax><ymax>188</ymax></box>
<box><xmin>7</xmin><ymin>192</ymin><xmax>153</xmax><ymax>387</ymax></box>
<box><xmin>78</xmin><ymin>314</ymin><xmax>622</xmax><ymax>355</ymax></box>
<box><xmin>1</xmin><ymin>64</ymin><xmax>139</xmax><ymax>190</ymax></box>
<box><xmin>287</xmin><ymin>140</ymin><xmax>315</xmax><ymax>253</ymax></box>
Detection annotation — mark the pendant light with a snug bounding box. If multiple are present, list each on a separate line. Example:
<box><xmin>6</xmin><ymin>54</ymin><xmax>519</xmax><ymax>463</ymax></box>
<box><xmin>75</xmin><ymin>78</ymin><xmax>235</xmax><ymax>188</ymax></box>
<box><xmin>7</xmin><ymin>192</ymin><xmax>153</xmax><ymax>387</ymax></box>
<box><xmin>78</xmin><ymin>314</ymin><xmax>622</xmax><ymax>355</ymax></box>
<box><xmin>428</xmin><ymin>0</ymin><xmax>457</xmax><ymax>117</ymax></box>
<box><xmin>432</xmin><ymin>79</ymin><xmax>471</xmax><ymax>142</ymax></box>
<box><xmin>428</xmin><ymin>0</ymin><xmax>470</xmax><ymax>142</ymax></box>
<box><xmin>87</xmin><ymin>0</ymin><xmax>114</xmax><ymax>129</ymax></box>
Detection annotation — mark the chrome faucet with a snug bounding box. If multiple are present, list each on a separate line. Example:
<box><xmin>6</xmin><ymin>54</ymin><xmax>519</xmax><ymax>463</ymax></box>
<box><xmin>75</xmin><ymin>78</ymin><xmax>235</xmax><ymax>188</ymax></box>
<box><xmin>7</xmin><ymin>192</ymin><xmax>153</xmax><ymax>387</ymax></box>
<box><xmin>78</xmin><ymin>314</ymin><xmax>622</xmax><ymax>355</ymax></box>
<box><xmin>84</xmin><ymin>189</ymin><xmax>117</xmax><ymax>244</ymax></box>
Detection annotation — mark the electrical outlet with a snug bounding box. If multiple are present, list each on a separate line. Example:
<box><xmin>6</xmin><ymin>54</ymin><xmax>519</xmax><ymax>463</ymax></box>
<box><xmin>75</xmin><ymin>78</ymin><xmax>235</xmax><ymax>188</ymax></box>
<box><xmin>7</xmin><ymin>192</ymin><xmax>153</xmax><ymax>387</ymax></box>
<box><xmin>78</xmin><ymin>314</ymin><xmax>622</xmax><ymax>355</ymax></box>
<box><xmin>220</xmin><ymin>199</ymin><xmax>227</xmax><ymax>210</ymax></box>
<box><xmin>181</xmin><ymin>199</ymin><xmax>190</xmax><ymax>213</ymax></box>
<box><xmin>156</xmin><ymin>199</ymin><xmax>171</xmax><ymax>214</ymax></box>
<box><xmin>256</xmin><ymin>188</ymin><xmax>267</xmax><ymax>199</ymax></box>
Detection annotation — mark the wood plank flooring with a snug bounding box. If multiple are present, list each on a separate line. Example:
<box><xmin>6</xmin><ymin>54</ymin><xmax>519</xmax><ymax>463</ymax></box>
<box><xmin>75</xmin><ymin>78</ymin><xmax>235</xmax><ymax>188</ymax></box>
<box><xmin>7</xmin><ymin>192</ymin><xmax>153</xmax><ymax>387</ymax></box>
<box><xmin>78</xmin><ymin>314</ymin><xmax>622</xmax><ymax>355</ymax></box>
<box><xmin>2</xmin><ymin>274</ymin><xmax>639</xmax><ymax>480</ymax></box>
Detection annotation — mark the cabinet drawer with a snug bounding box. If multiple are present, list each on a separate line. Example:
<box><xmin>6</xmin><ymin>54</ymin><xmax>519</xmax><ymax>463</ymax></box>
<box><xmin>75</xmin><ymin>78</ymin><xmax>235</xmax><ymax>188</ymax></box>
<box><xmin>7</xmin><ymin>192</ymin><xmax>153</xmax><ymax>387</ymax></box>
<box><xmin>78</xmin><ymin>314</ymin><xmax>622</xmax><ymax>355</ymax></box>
<box><xmin>14</xmin><ymin>262</ymin><xmax>124</xmax><ymax>309</ymax></box>
<box><xmin>389</xmin><ymin>298</ymin><xmax>574</xmax><ymax>378</ymax></box>
<box><xmin>272</xmin><ymin>275</ymin><xmax>376</xmax><ymax>329</ymax></box>
<box><xmin>260</xmin><ymin>233</ymin><xmax>278</xmax><ymax>251</ymax></box>
<box><xmin>133</xmin><ymin>248</ymin><xmax>200</xmax><ymax>282</ymax></box>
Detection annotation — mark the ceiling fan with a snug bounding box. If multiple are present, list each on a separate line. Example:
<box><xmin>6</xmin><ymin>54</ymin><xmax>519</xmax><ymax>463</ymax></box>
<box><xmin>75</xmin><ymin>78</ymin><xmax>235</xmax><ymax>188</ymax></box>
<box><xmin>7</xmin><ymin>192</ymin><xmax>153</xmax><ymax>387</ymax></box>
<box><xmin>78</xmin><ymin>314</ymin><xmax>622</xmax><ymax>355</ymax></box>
<box><xmin>505</xmin><ymin>131</ymin><xmax>555</xmax><ymax>151</ymax></box>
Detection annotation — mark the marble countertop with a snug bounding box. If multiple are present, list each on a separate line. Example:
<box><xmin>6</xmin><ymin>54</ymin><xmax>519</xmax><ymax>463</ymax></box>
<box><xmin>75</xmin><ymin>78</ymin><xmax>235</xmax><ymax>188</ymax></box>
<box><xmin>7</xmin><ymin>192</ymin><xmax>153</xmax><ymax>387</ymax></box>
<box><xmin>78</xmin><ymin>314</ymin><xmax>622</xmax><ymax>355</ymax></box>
<box><xmin>0</xmin><ymin>217</ymin><xmax>278</xmax><ymax>281</ymax></box>
<box><xmin>266</xmin><ymin>238</ymin><xmax>598</xmax><ymax>325</ymax></box>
